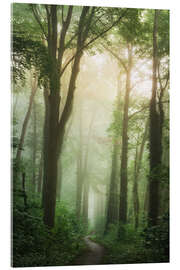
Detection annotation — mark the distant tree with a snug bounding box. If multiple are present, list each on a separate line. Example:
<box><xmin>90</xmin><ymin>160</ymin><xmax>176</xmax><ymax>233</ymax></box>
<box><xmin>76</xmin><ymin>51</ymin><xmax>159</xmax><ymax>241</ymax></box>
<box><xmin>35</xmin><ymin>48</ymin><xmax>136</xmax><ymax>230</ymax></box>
<box><xmin>15</xmin><ymin>73</ymin><xmax>38</xmax><ymax>182</ymax></box>
<box><xmin>133</xmin><ymin>120</ymin><xmax>148</xmax><ymax>228</ymax></box>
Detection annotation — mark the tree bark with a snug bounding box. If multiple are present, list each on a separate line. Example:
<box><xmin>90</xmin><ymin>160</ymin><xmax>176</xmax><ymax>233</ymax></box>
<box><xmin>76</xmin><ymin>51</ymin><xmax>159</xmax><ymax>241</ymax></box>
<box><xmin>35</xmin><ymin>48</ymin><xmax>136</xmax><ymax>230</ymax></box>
<box><xmin>119</xmin><ymin>44</ymin><xmax>132</xmax><ymax>224</ymax></box>
<box><xmin>105</xmin><ymin>144</ymin><xmax>119</xmax><ymax>232</ymax></box>
<box><xmin>148</xmin><ymin>10</ymin><xmax>162</xmax><ymax>227</ymax></box>
<box><xmin>133</xmin><ymin>121</ymin><xmax>148</xmax><ymax>229</ymax></box>
<box><xmin>32</xmin><ymin>100</ymin><xmax>37</xmax><ymax>193</ymax></box>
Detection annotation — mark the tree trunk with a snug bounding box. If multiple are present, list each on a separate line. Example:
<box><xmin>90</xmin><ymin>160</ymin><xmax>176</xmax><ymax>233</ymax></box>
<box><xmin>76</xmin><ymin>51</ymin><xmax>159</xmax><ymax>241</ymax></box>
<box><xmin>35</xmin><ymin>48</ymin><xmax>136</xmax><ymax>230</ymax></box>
<box><xmin>41</xmin><ymin>6</ymin><xmax>95</xmax><ymax>228</ymax></box>
<box><xmin>133</xmin><ymin>144</ymin><xmax>139</xmax><ymax>229</ymax></box>
<box><xmin>42</xmin><ymin>84</ymin><xmax>50</xmax><ymax>207</ymax></box>
<box><xmin>119</xmin><ymin>44</ymin><xmax>132</xmax><ymax>224</ymax></box>
<box><xmin>15</xmin><ymin>74</ymin><xmax>38</xmax><ymax>173</ymax></box>
<box><xmin>75</xmin><ymin>100</ymin><xmax>84</xmax><ymax>219</ymax></box>
<box><xmin>43</xmin><ymin>92</ymin><xmax>60</xmax><ymax>228</ymax></box>
<box><xmin>143</xmin><ymin>182</ymin><xmax>149</xmax><ymax>218</ymax></box>
<box><xmin>105</xmin><ymin>144</ymin><xmax>119</xmax><ymax>232</ymax></box>
<box><xmin>133</xmin><ymin>121</ymin><xmax>148</xmax><ymax>229</ymax></box>
<box><xmin>37</xmin><ymin>150</ymin><xmax>43</xmax><ymax>194</ymax></box>
<box><xmin>148</xmin><ymin>10</ymin><xmax>162</xmax><ymax>227</ymax></box>
<box><xmin>22</xmin><ymin>172</ymin><xmax>27</xmax><ymax>208</ymax></box>
<box><xmin>56</xmin><ymin>114</ymin><xmax>74</xmax><ymax>201</ymax></box>
<box><xmin>82</xmin><ymin>179</ymin><xmax>89</xmax><ymax>228</ymax></box>
<box><xmin>76</xmin><ymin>156</ymin><xmax>83</xmax><ymax>219</ymax></box>
<box><xmin>32</xmin><ymin>100</ymin><xmax>37</xmax><ymax>193</ymax></box>
<box><xmin>81</xmin><ymin>110</ymin><xmax>95</xmax><ymax>222</ymax></box>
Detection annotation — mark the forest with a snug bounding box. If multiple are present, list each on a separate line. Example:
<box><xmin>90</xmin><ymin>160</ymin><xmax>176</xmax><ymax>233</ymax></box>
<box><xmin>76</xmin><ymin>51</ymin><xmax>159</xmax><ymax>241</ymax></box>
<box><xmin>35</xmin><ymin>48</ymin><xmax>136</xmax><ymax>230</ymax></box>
<box><xmin>12</xmin><ymin>3</ymin><xmax>169</xmax><ymax>267</ymax></box>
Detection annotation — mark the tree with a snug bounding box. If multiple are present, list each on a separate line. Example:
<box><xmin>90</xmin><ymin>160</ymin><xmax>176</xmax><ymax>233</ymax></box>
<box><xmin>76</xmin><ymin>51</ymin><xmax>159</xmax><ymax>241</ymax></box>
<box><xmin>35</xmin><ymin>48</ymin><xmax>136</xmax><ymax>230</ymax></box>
<box><xmin>148</xmin><ymin>10</ymin><xmax>162</xmax><ymax>226</ymax></box>
<box><xmin>133</xmin><ymin>120</ymin><xmax>148</xmax><ymax>228</ymax></box>
<box><xmin>105</xmin><ymin>74</ymin><xmax>122</xmax><ymax>232</ymax></box>
<box><xmin>15</xmin><ymin>72</ymin><xmax>38</xmax><ymax>181</ymax></box>
<box><xmin>30</xmin><ymin>4</ymin><xmax>126</xmax><ymax>228</ymax></box>
<box><xmin>32</xmin><ymin>100</ymin><xmax>37</xmax><ymax>193</ymax></box>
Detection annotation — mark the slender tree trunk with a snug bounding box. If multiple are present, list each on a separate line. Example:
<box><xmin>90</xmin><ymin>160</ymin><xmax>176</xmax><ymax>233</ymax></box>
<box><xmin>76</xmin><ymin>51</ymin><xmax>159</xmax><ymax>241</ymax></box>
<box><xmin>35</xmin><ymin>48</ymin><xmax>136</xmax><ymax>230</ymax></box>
<box><xmin>133</xmin><ymin>144</ymin><xmax>139</xmax><ymax>229</ymax></box>
<box><xmin>105</xmin><ymin>73</ymin><xmax>122</xmax><ymax>233</ymax></box>
<box><xmin>148</xmin><ymin>10</ymin><xmax>162</xmax><ymax>227</ymax></box>
<box><xmin>32</xmin><ymin>100</ymin><xmax>37</xmax><ymax>193</ymax></box>
<box><xmin>15</xmin><ymin>74</ymin><xmax>38</xmax><ymax>171</ymax></box>
<box><xmin>22</xmin><ymin>172</ymin><xmax>27</xmax><ymax>208</ymax></box>
<box><xmin>42</xmin><ymin>84</ymin><xmax>50</xmax><ymax>207</ymax></box>
<box><xmin>37</xmin><ymin>150</ymin><xmax>43</xmax><ymax>194</ymax></box>
<box><xmin>76</xmin><ymin>156</ymin><xmax>83</xmax><ymax>219</ymax></box>
<box><xmin>119</xmin><ymin>44</ymin><xmax>132</xmax><ymax>224</ymax></box>
<box><xmin>81</xmin><ymin>110</ymin><xmax>95</xmax><ymax>223</ymax></box>
<box><xmin>105</xmin><ymin>144</ymin><xmax>119</xmax><ymax>232</ymax></box>
<box><xmin>56</xmin><ymin>114</ymin><xmax>74</xmax><ymax>201</ymax></box>
<box><xmin>133</xmin><ymin>121</ymin><xmax>148</xmax><ymax>229</ymax></box>
<box><xmin>143</xmin><ymin>182</ymin><xmax>149</xmax><ymax>218</ymax></box>
<box><xmin>82</xmin><ymin>180</ymin><xmax>89</xmax><ymax>228</ymax></box>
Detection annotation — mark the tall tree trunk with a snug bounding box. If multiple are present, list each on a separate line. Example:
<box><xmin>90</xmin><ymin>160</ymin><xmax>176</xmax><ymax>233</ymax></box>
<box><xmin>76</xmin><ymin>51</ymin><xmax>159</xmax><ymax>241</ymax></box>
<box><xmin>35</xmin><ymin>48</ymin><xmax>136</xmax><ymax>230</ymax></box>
<box><xmin>75</xmin><ymin>99</ymin><xmax>83</xmax><ymax>219</ymax></box>
<box><xmin>105</xmin><ymin>78</ymin><xmax>122</xmax><ymax>232</ymax></box>
<box><xmin>105</xmin><ymin>144</ymin><xmax>119</xmax><ymax>232</ymax></box>
<box><xmin>143</xmin><ymin>182</ymin><xmax>149</xmax><ymax>219</ymax></box>
<box><xmin>133</xmin><ymin>121</ymin><xmax>148</xmax><ymax>229</ymax></box>
<box><xmin>32</xmin><ymin>100</ymin><xmax>37</xmax><ymax>193</ymax></box>
<box><xmin>41</xmin><ymin>6</ymin><xmax>95</xmax><ymax>228</ymax></box>
<box><xmin>37</xmin><ymin>150</ymin><xmax>43</xmax><ymax>194</ymax></box>
<box><xmin>42</xmin><ymin>84</ymin><xmax>50</xmax><ymax>207</ymax></box>
<box><xmin>43</xmin><ymin>60</ymin><xmax>61</xmax><ymax>227</ymax></box>
<box><xmin>119</xmin><ymin>44</ymin><xmax>132</xmax><ymax>224</ymax></box>
<box><xmin>133</xmin><ymin>144</ymin><xmax>139</xmax><ymax>229</ymax></box>
<box><xmin>158</xmin><ymin>61</ymin><xmax>169</xmax><ymax>218</ymax></box>
<box><xmin>81</xmin><ymin>110</ymin><xmax>95</xmax><ymax>223</ymax></box>
<box><xmin>76</xmin><ymin>156</ymin><xmax>83</xmax><ymax>219</ymax></box>
<box><xmin>148</xmin><ymin>10</ymin><xmax>162</xmax><ymax>227</ymax></box>
<box><xmin>56</xmin><ymin>114</ymin><xmax>74</xmax><ymax>201</ymax></box>
<box><xmin>82</xmin><ymin>179</ymin><xmax>89</xmax><ymax>228</ymax></box>
<box><xmin>15</xmin><ymin>74</ymin><xmax>38</xmax><ymax>172</ymax></box>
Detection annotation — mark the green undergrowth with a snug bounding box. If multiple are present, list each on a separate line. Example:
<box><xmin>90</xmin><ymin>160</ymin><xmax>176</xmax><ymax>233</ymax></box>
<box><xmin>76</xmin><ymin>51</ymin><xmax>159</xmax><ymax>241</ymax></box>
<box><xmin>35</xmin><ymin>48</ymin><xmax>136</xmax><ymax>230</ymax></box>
<box><xmin>12</xmin><ymin>195</ymin><xmax>87</xmax><ymax>267</ymax></box>
<box><xmin>91</xmin><ymin>220</ymin><xmax>169</xmax><ymax>265</ymax></box>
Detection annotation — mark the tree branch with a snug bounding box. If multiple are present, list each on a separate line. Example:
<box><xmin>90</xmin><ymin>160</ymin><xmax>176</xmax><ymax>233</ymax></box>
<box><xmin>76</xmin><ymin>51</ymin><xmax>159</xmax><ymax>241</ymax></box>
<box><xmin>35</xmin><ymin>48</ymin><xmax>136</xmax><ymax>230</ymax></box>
<box><xmin>31</xmin><ymin>5</ymin><xmax>48</xmax><ymax>40</ymax></box>
<box><xmin>60</xmin><ymin>9</ymin><xmax>127</xmax><ymax>77</ymax></box>
<box><xmin>45</xmin><ymin>5</ymin><xmax>51</xmax><ymax>43</ymax></box>
<box><xmin>128</xmin><ymin>100</ymin><xmax>169</xmax><ymax>120</ymax></box>
<box><xmin>61</xmin><ymin>5</ymin><xmax>64</xmax><ymax>24</ymax></box>
<box><xmin>58</xmin><ymin>6</ymin><xmax>73</xmax><ymax>65</ymax></box>
<box><xmin>102</xmin><ymin>44</ymin><xmax>128</xmax><ymax>72</ymax></box>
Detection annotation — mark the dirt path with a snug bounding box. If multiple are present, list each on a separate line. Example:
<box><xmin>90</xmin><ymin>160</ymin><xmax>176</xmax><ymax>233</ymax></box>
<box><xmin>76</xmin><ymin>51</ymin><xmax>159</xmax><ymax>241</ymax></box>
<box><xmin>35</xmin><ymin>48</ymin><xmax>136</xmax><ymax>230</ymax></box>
<box><xmin>73</xmin><ymin>236</ymin><xmax>105</xmax><ymax>265</ymax></box>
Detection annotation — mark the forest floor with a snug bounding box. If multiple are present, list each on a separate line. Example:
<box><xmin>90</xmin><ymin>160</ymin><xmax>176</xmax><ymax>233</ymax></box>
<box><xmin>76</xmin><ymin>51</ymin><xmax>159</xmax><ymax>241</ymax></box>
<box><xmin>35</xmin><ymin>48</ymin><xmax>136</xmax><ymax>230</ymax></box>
<box><xmin>72</xmin><ymin>236</ymin><xmax>105</xmax><ymax>265</ymax></box>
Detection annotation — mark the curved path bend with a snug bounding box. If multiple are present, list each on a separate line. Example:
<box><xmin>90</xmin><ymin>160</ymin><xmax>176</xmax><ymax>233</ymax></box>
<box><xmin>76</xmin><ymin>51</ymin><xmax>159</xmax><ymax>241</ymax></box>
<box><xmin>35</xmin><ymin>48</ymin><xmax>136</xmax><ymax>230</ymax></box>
<box><xmin>73</xmin><ymin>236</ymin><xmax>105</xmax><ymax>265</ymax></box>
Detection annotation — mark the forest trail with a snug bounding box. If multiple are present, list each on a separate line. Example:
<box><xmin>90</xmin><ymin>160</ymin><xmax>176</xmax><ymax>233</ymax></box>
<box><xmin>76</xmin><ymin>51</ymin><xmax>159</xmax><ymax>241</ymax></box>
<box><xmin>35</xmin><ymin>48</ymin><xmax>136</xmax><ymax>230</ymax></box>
<box><xmin>73</xmin><ymin>236</ymin><xmax>105</xmax><ymax>265</ymax></box>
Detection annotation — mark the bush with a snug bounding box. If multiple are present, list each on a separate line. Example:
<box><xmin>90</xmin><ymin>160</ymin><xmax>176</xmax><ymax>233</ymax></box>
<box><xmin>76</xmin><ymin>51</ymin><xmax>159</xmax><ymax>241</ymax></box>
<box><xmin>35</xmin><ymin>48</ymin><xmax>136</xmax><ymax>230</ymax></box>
<box><xmin>12</xmin><ymin>199</ymin><xmax>86</xmax><ymax>267</ymax></box>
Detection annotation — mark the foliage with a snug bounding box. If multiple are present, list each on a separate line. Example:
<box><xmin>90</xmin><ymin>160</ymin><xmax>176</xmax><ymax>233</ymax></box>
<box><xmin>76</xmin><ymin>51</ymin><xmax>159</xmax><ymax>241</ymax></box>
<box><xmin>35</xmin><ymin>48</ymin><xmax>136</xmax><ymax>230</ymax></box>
<box><xmin>12</xmin><ymin>199</ymin><xmax>86</xmax><ymax>267</ymax></box>
<box><xmin>92</xmin><ymin>221</ymin><xmax>169</xmax><ymax>264</ymax></box>
<box><xmin>142</xmin><ymin>213</ymin><xmax>169</xmax><ymax>262</ymax></box>
<box><xmin>12</xmin><ymin>3</ymin><xmax>49</xmax><ymax>84</ymax></box>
